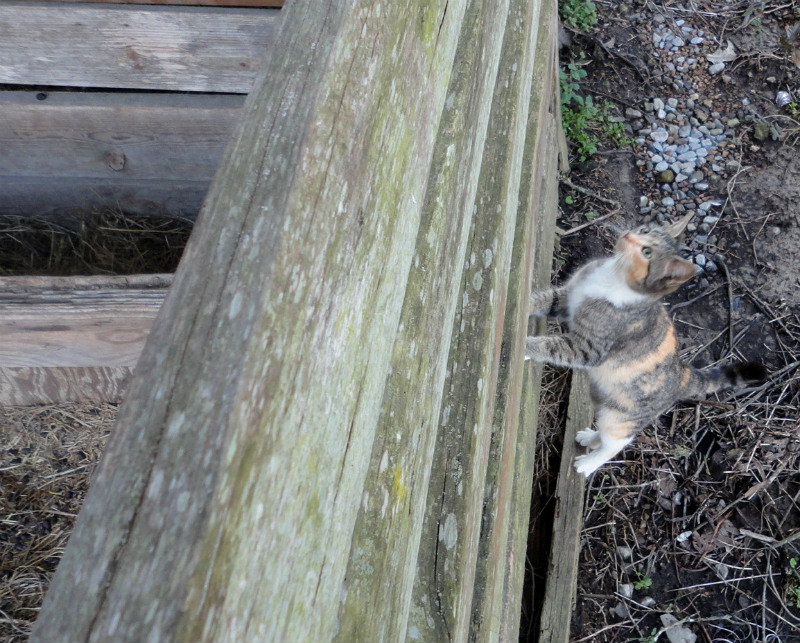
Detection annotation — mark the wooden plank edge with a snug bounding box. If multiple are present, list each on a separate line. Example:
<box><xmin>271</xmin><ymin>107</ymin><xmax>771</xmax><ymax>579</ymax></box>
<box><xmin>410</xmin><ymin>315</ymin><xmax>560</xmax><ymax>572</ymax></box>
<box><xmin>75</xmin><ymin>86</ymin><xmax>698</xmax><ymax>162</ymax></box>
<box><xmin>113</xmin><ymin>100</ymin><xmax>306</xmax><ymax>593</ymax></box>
<box><xmin>32</xmin><ymin>1</ymin><xmax>283</xmax><ymax>6</ymax></box>
<box><xmin>0</xmin><ymin>366</ymin><xmax>132</xmax><ymax>405</ymax></box>
<box><xmin>0</xmin><ymin>273</ymin><xmax>173</xmax><ymax>292</ymax></box>
<box><xmin>536</xmin><ymin>370</ymin><xmax>593</xmax><ymax>643</ymax></box>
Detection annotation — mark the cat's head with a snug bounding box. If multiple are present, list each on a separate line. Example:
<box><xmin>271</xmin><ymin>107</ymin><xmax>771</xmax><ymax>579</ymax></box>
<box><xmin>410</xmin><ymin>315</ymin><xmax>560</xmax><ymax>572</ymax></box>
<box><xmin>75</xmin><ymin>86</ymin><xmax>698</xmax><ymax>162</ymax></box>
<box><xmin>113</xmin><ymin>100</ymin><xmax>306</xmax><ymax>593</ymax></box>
<box><xmin>614</xmin><ymin>213</ymin><xmax>697</xmax><ymax>297</ymax></box>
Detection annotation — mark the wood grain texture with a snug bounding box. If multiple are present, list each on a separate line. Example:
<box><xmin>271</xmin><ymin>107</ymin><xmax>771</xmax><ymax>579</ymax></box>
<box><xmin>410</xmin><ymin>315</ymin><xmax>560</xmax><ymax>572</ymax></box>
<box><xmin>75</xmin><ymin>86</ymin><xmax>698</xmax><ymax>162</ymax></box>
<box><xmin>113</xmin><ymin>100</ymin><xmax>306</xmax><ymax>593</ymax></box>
<box><xmin>0</xmin><ymin>92</ymin><xmax>244</xmax><ymax>217</ymax></box>
<box><xmin>31</xmin><ymin>0</ymin><xmax>473</xmax><ymax>641</ymax></box>
<box><xmin>538</xmin><ymin>370</ymin><xmax>593</xmax><ymax>643</ymax></box>
<box><xmin>0</xmin><ymin>274</ymin><xmax>169</xmax><ymax>368</ymax></box>
<box><xmin>34</xmin><ymin>0</ymin><xmax>283</xmax><ymax>5</ymax></box>
<box><xmin>470</xmin><ymin>1</ymin><xmax>565</xmax><ymax>639</ymax></box>
<box><xmin>0</xmin><ymin>366</ymin><xmax>132</xmax><ymax>405</ymax></box>
<box><xmin>335</xmin><ymin>1</ymin><xmax>511</xmax><ymax>640</ymax></box>
<box><xmin>29</xmin><ymin>0</ymin><xmax>562</xmax><ymax>640</ymax></box>
<box><xmin>0</xmin><ymin>2</ymin><xmax>279</xmax><ymax>92</ymax></box>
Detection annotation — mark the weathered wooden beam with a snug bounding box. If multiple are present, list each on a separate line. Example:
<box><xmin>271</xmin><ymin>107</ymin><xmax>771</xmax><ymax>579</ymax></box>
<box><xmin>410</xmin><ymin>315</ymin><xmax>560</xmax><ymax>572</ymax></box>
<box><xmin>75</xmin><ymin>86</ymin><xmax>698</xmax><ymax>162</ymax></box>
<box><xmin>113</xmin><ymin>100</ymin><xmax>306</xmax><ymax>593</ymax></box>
<box><xmin>30</xmin><ymin>0</ymin><xmax>474</xmax><ymax>641</ymax></box>
<box><xmin>0</xmin><ymin>92</ymin><xmax>244</xmax><ymax>217</ymax></box>
<box><xmin>0</xmin><ymin>274</ymin><xmax>169</xmax><ymax>405</ymax></box>
<box><xmin>0</xmin><ymin>366</ymin><xmax>132</xmax><ymax>405</ymax></box>
<box><xmin>537</xmin><ymin>370</ymin><xmax>593</xmax><ymax>643</ymax></box>
<box><xmin>335</xmin><ymin>0</ymin><xmax>512</xmax><ymax>639</ymax></box>
<box><xmin>0</xmin><ymin>274</ymin><xmax>169</xmax><ymax>368</ymax></box>
<box><xmin>404</xmin><ymin>0</ymin><xmax>562</xmax><ymax>639</ymax></box>
<box><xmin>34</xmin><ymin>0</ymin><xmax>283</xmax><ymax>5</ymax></box>
<box><xmin>469</xmin><ymin>1</ymin><xmax>564</xmax><ymax>640</ymax></box>
<box><xmin>0</xmin><ymin>2</ymin><xmax>279</xmax><ymax>92</ymax></box>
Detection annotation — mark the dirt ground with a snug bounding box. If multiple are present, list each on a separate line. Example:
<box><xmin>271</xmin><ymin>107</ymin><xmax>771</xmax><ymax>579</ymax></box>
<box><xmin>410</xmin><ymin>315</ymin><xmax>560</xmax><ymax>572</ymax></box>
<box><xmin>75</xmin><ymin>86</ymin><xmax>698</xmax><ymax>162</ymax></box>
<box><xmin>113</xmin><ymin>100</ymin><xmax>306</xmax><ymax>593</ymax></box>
<box><xmin>530</xmin><ymin>1</ymin><xmax>800</xmax><ymax>642</ymax></box>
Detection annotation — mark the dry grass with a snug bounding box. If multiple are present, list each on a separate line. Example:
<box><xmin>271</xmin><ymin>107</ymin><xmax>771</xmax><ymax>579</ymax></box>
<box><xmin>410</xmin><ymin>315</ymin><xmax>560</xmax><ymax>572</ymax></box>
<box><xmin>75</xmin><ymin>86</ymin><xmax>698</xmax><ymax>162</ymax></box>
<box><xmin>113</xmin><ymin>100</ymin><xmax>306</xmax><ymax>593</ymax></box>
<box><xmin>0</xmin><ymin>404</ymin><xmax>117</xmax><ymax>642</ymax></box>
<box><xmin>0</xmin><ymin>209</ymin><xmax>192</xmax><ymax>276</ymax></box>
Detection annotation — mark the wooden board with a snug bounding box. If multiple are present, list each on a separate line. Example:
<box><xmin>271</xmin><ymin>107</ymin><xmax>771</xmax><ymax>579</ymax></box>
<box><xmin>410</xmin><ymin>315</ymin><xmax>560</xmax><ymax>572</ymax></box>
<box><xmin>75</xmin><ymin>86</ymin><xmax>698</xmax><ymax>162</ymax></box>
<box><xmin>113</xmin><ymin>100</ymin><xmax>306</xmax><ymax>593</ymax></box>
<box><xmin>0</xmin><ymin>274</ymin><xmax>169</xmax><ymax>368</ymax></box>
<box><xmin>0</xmin><ymin>2</ymin><xmax>280</xmax><ymax>92</ymax></box>
<box><xmin>0</xmin><ymin>92</ymin><xmax>244</xmax><ymax>217</ymax></box>
<box><xmin>29</xmin><ymin>0</ymin><xmax>562</xmax><ymax>640</ymax></box>
<box><xmin>0</xmin><ymin>366</ymin><xmax>132</xmax><ymax>405</ymax></box>
<box><xmin>537</xmin><ymin>370</ymin><xmax>593</xmax><ymax>643</ymax></box>
<box><xmin>33</xmin><ymin>1</ymin><xmax>283</xmax><ymax>5</ymax></box>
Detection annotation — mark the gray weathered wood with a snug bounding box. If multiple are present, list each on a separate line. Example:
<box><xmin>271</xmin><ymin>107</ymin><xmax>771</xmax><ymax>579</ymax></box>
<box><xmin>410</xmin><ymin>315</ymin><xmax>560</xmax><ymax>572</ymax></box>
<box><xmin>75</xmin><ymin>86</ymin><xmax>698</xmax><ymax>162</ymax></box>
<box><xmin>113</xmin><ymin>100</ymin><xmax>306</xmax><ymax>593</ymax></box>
<box><xmin>538</xmin><ymin>370</ymin><xmax>593</xmax><ymax>643</ymax></box>
<box><xmin>335</xmin><ymin>1</ymin><xmax>511</xmax><ymax>640</ymax></box>
<box><xmin>29</xmin><ymin>0</ymin><xmax>563</xmax><ymax>640</ymax></box>
<box><xmin>31</xmin><ymin>0</ymin><xmax>472</xmax><ymax>640</ymax></box>
<box><xmin>0</xmin><ymin>274</ymin><xmax>169</xmax><ymax>368</ymax></box>
<box><xmin>0</xmin><ymin>2</ymin><xmax>279</xmax><ymax>92</ymax></box>
<box><xmin>469</xmin><ymin>1</ymin><xmax>564</xmax><ymax>639</ymax></box>
<box><xmin>0</xmin><ymin>92</ymin><xmax>244</xmax><ymax>217</ymax></box>
<box><xmin>35</xmin><ymin>0</ymin><xmax>283</xmax><ymax>5</ymax></box>
<box><xmin>0</xmin><ymin>366</ymin><xmax>132</xmax><ymax>405</ymax></box>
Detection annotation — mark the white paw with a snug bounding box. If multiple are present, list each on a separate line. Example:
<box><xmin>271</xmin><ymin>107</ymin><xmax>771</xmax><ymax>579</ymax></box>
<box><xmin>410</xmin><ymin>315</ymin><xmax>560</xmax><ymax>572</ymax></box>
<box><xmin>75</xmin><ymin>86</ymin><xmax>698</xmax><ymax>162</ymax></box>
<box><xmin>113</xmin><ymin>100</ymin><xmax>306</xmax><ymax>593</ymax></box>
<box><xmin>574</xmin><ymin>452</ymin><xmax>607</xmax><ymax>476</ymax></box>
<box><xmin>575</xmin><ymin>428</ymin><xmax>600</xmax><ymax>449</ymax></box>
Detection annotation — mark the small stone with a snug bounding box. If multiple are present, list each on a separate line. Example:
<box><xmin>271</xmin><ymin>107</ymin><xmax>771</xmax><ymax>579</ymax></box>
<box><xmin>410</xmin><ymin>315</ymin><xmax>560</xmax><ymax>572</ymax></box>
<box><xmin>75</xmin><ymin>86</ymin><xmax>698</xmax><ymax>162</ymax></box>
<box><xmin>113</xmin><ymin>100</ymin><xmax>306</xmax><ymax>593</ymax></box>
<box><xmin>667</xmin><ymin>97</ymin><xmax>679</xmax><ymax>109</ymax></box>
<box><xmin>657</xmin><ymin>169</ymin><xmax>675</xmax><ymax>184</ymax></box>
<box><xmin>690</xmin><ymin>36</ymin><xmax>704</xmax><ymax>45</ymax></box>
<box><xmin>662</xmin><ymin>197</ymin><xmax>675</xmax><ymax>207</ymax></box>
<box><xmin>651</xmin><ymin>129</ymin><xmax>669</xmax><ymax>143</ymax></box>
<box><xmin>689</xmin><ymin>170</ymin><xmax>704</xmax><ymax>183</ymax></box>
<box><xmin>709</xmin><ymin>62</ymin><xmax>726</xmax><ymax>75</ymax></box>
<box><xmin>672</xmin><ymin>37</ymin><xmax>685</xmax><ymax>47</ymax></box>
<box><xmin>705</xmin><ymin>260</ymin><xmax>718</xmax><ymax>273</ymax></box>
<box><xmin>695</xmin><ymin>253</ymin><xmax>707</xmax><ymax>267</ymax></box>
<box><xmin>655</xmin><ymin>161</ymin><xmax>670</xmax><ymax>172</ymax></box>
<box><xmin>695</xmin><ymin>182</ymin><xmax>709</xmax><ymax>191</ymax></box>
<box><xmin>617</xmin><ymin>546</ymin><xmax>633</xmax><ymax>560</ymax></box>
<box><xmin>639</xmin><ymin>196</ymin><xmax>649</xmax><ymax>208</ymax></box>
<box><xmin>742</xmin><ymin>98</ymin><xmax>750</xmax><ymax>106</ymax></box>
<box><xmin>658</xmin><ymin>108</ymin><xmax>667</xmax><ymax>119</ymax></box>
<box><xmin>675</xmin><ymin>173</ymin><xmax>688</xmax><ymax>183</ymax></box>
<box><xmin>653</xmin><ymin>97</ymin><xmax>665</xmax><ymax>111</ymax></box>
<box><xmin>770</xmin><ymin>226</ymin><xmax>781</xmax><ymax>236</ymax></box>
<box><xmin>695</xmin><ymin>235</ymin><xmax>709</xmax><ymax>244</ymax></box>
<box><xmin>727</xmin><ymin>118</ymin><xmax>740</xmax><ymax>128</ymax></box>
<box><xmin>640</xmin><ymin>597</ymin><xmax>657</xmax><ymax>608</ymax></box>
<box><xmin>625</xmin><ymin>108</ymin><xmax>644</xmax><ymax>119</ymax></box>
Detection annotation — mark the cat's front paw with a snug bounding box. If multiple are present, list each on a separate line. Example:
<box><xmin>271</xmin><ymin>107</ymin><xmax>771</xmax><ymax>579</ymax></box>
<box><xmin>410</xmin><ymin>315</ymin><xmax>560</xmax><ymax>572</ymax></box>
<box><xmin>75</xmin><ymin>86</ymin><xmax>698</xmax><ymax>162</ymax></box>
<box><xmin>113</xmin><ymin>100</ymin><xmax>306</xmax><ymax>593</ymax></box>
<box><xmin>525</xmin><ymin>336</ymin><xmax>547</xmax><ymax>362</ymax></box>
<box><xmin>574</xmin><ymin>452</ymin><xmax>608</xmax><ymax>476</ymax></box>
<box><xmin>575</xmin><ymin>428</ymin><xmax>601</xmax><ymax>449</ymax></box>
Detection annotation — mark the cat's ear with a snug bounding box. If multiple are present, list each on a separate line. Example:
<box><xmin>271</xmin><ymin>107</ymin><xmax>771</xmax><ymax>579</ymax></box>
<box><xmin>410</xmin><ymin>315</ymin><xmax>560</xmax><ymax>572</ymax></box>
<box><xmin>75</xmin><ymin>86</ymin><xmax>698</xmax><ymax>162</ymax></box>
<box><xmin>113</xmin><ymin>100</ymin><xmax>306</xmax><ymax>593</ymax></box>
<box><xmin>662</xmin><ymin>211</ymin><xmax>694</xmax><ymax>239</ymax></box>
<box><xmin>663</xmin><ymin>258</ymin><xmax>696</xmax><ymax>286</ymax></box>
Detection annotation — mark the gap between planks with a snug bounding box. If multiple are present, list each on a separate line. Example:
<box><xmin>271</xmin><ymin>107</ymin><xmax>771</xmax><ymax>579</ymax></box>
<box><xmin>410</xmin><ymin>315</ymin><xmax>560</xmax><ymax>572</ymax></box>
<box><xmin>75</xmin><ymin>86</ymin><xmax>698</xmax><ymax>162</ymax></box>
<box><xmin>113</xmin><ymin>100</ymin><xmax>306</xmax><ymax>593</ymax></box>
<box><xmin>537</xmin><ymin>369</ymin><xmax>592</xmax><ymax>643</ymax></box>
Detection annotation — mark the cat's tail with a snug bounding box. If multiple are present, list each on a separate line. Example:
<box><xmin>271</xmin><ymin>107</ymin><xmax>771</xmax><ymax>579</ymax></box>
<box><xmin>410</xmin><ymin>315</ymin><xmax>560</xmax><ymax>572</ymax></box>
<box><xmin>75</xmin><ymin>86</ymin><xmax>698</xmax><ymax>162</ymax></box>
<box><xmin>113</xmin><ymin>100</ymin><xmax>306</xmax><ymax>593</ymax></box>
<box><xmin>680</xmin><ymin>361</ymin><xmax>767</xmax><ymax>398</ymax></box>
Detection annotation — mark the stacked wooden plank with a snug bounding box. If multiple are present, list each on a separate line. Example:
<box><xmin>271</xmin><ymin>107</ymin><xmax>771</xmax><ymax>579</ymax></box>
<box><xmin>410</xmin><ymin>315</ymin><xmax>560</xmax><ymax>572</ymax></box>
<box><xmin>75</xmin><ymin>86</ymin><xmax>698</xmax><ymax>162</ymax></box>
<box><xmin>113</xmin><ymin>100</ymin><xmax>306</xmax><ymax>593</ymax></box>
<box><xmin>0</xmin><ymin>0</ymin><xmax>282</xmax><ymax>403</ymax></box>
<box><xmin>29</xmin><ymin>0</ymin><xmax>567</xmax><ymax>641</ymax></box>
<box><xmin>0</xmin><ymin>0</ymin><xmax>281</xmax><ymax>218</ymax></box>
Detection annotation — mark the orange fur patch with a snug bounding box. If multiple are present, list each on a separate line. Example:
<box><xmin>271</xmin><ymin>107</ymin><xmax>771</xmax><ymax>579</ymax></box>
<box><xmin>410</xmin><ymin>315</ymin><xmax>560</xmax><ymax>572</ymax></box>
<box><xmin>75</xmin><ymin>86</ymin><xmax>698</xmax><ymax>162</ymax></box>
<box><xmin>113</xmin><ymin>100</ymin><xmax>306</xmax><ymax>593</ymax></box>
<box><xmin>627</xmin><ymin>249</ymin><xmax>649</xmax><ymax>284</ymax></box>
<box><xmin>595</xmin><ymin>325</ymin><xmax>677</xmax><ymax>384</ymax></box>
<box><xmin>596</xmin><ymin>408</ymin><xmax>637</xmax><ymax>440</ymax></box>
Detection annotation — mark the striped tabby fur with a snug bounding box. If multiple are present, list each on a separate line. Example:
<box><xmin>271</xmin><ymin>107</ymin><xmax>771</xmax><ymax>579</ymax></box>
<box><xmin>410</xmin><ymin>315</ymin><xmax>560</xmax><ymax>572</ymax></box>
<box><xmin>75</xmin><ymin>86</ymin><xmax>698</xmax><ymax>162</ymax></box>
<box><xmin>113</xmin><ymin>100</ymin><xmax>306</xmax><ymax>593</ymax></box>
<box><xmin>526</xmin><ymin>214</ymin><xmax>766</xmax><ymax>475</ymax></box>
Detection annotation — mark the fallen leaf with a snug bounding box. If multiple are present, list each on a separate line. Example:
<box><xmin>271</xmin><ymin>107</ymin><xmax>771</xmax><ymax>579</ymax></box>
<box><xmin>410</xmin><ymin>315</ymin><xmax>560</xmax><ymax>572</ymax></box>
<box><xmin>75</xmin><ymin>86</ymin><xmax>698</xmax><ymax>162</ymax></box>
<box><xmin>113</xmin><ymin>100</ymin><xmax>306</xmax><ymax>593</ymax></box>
<box><xmin>707</xmin><ymin>40</ymin><xmax>737</xmax><ymax>64</ymax></box>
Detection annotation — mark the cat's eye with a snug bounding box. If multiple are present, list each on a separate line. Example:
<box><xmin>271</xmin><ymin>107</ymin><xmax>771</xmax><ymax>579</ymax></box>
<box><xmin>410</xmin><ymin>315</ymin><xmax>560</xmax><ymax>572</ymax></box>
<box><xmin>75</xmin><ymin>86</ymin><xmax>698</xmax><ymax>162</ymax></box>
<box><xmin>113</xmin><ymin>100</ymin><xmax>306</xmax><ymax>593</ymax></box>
<box><xmin>641</xmin><ymin>246</ymin><xmax>653</xmax><ymax>258</ymax></box>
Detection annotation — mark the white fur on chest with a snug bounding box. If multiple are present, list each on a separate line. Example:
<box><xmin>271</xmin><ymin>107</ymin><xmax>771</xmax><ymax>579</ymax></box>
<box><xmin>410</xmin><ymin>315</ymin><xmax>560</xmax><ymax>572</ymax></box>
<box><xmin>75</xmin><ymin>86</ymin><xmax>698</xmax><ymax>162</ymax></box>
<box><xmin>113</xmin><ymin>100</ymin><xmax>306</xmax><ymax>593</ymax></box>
<box><xmin>566</xmin><ymin>257</ymin><xmax>649</xmax><ymax>321</ymax></box>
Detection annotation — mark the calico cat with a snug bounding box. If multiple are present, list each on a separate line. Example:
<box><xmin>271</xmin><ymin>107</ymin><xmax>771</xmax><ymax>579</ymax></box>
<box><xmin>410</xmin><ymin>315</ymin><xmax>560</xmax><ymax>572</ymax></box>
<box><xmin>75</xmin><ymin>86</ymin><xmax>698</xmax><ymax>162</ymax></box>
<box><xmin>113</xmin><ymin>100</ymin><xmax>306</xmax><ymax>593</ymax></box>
<box><xmin>526</xmin><ymin>213</ymin><xmax>766</xmax><ymax>475</ymax></box>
